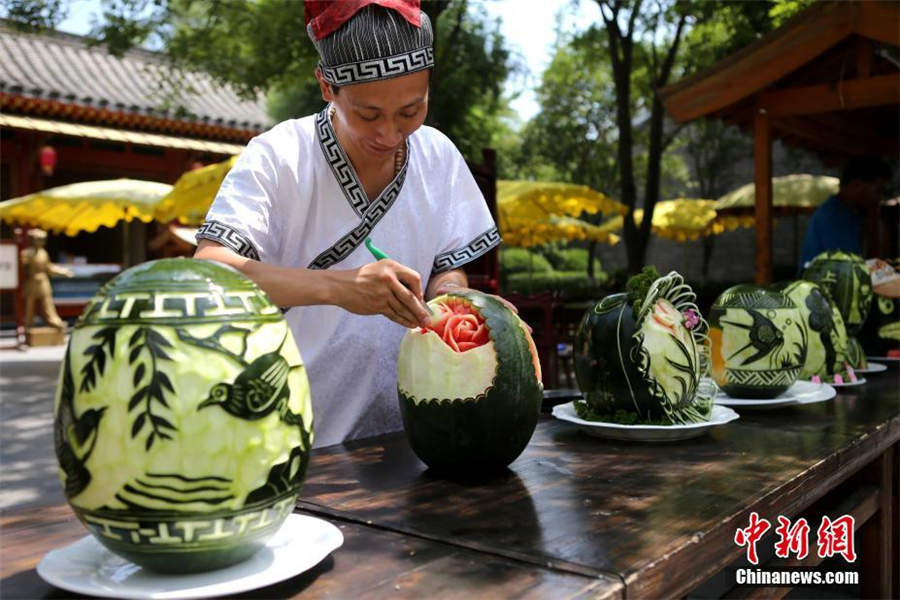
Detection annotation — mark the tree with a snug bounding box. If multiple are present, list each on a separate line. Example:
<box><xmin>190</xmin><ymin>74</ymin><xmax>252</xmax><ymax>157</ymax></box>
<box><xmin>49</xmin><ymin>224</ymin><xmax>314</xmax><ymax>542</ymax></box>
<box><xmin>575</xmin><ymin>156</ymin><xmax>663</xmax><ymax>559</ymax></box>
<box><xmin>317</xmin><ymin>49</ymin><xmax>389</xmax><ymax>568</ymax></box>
<box><xmin>519</xmin><ymin>35</ymin><xmax>619</xmax><ymax>194</ymax></box>
<box><xmin>588</xmin><ymin>0</ymin><xmax>693</xmax><ymax>274</ymax></box>
<box><xmin>3</xmin><ymin>0</ymin><xmax>514</xmax><ymax>162</ymax></box>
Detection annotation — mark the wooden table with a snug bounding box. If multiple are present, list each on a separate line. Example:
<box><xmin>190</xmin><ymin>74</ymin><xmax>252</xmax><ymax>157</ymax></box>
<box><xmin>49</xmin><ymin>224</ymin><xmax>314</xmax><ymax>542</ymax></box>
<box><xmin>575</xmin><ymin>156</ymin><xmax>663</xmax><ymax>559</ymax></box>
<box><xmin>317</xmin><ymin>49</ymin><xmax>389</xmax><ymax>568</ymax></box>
<box><xmin>2</xmin><ymin>374</ymin><xmax>897</xmax><ymax>599</ymax></box>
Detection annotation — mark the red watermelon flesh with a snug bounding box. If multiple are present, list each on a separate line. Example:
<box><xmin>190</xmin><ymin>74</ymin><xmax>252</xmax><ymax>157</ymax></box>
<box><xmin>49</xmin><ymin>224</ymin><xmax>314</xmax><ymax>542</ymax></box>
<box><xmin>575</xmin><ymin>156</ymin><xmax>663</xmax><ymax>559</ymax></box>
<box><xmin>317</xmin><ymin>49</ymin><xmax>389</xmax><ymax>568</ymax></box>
<box><xmin>420</xmin><ymin>297</ymin><xmax>490</xmax><ymax>352</ymax></box>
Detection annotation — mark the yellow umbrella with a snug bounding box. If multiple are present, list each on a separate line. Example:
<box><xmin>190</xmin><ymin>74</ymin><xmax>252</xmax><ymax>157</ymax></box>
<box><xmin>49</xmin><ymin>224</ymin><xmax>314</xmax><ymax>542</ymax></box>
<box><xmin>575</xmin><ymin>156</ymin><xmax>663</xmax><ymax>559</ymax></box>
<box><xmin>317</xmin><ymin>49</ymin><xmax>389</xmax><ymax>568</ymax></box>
<box><xmin>155</xmin><ymin>155</ymin><xmax>239</xmax><ymax>225</ymax></box>
<box><xmin>0</xmin><ymin>179</ymin><xmax>172</xmax><ymax>236</ymax></box>
<box><xmin>502</xmin><ymin>214</ymin><xmax>620</xmax><ymax>248</ymax></box>
<box><xmin>497</xmin><ymin>180</ymin><xmax>627</xmax><ymax>234</ymax></box>
<box><xmin>714</xmin><ymin>174</ymin><xmax>839</xmax><ymax>231</ymax></box>
<box><xmin>606</xmin><ymin>198</ymin><xmax>719</xmax><ymax>242</ymax></box>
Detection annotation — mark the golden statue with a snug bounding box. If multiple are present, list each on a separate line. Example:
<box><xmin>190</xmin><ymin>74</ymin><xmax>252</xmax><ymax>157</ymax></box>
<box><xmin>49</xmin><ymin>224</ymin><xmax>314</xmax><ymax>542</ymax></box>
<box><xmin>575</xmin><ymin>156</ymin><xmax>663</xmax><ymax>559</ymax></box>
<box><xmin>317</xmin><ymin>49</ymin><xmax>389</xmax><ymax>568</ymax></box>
<box><xmin>21</xmin><ymin>229</ymin><xmax>73</xmax><ymax>330</ymax></box>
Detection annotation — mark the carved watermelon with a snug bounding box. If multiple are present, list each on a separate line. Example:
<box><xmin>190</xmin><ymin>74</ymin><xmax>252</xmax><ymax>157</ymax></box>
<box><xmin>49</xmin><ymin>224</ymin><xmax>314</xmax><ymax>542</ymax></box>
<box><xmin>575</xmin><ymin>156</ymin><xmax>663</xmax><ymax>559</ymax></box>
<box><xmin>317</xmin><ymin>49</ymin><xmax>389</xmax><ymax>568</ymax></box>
<box><xmin>396</xmin><ymin>290</ymin><xmax>542</xmax><ymax>472</ymax></box>
<box><xmin>709</xmin><ymin>285</ymin><xmax>806</xmax><ymax>398</ymax></box>
<box><xmin>772</xmin><ymin>280</ymin><xmax>849</xmax><ymax>379</ymax></box>
<box><xmin>54</xmin><ymin>259</ymin><xmax>313</xmax><ymax>573</ymax></box>
<box><xmin>802</xmin><ymin>250</ymin><xmax>872</xmax><ymax>368</ymax></box>
<box><xmin>573</xmin><ymin>271</ymin><xmax>714</xmax><ymax>424</ymax></box>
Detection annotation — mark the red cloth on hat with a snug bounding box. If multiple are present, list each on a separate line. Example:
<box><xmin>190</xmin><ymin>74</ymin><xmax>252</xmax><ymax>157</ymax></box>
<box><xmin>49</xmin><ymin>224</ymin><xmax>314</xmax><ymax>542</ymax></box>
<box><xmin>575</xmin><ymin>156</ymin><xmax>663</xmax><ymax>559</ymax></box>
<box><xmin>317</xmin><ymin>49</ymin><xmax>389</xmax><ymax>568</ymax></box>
<box><xmin>305</xmin><ymin>0</ymin><xmax>421</xmax><ymax>40</ymax></box>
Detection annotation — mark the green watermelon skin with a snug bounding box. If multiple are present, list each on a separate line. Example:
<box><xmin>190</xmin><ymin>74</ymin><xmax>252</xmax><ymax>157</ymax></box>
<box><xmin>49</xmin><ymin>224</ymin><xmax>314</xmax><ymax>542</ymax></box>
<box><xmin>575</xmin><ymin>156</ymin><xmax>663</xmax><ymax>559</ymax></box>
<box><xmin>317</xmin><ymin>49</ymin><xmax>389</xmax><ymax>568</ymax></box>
<box><xmin>55</xmin><ymin>258</ymin><xmax>313</xmax><ymax>573</ymax></box>
<box><xmin>397</xmin><ymin>290</ymin><xmax>542</xmax><ymax>473</ymax></box>
<box><xmin>709</xmin><ymin>285</ymin><xmax>804</xmax><ymax>399</ymax></box>
<box><xmin>573</xmin><ymin>293</ymin><xmax>661</xmax><ymax>420</ymax></box>
<box><xmin>802</xmin><ymin>250</ymin><xmax>872</xmax><ymax>369</ymax></box>
<box><xmin>772</xmin><ymin>280</ymin><xmax>849</xmax><ymax>378</ymax></box>
<box><xmin>802</xmin><ymin>250</ymin><xmax>872</xmax><ymax>334</ymax></box>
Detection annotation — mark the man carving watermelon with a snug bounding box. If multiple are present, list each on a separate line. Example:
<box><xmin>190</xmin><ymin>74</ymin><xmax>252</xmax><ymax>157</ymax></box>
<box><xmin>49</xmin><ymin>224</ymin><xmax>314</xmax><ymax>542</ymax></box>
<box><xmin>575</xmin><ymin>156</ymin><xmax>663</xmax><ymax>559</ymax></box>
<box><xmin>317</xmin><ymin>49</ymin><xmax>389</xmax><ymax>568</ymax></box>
<box><xmin>195</xmin><ymin>0</ymin><xmax>501</xmax><ymax>447</ymax></box>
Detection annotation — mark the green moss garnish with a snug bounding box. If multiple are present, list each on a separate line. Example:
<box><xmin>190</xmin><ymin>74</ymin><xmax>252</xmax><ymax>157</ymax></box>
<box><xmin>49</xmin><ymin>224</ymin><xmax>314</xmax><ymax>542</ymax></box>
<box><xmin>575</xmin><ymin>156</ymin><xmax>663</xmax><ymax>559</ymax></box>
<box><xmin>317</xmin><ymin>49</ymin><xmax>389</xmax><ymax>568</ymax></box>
<box><xmin>625</xmin><ymin>265</ymin><xmax>661</xmax><ymax>311</ymax></box>
<box><xmin>573</xmin><ymin>399</ymin><xmax>673</xmax><ymax>426</ymax></box>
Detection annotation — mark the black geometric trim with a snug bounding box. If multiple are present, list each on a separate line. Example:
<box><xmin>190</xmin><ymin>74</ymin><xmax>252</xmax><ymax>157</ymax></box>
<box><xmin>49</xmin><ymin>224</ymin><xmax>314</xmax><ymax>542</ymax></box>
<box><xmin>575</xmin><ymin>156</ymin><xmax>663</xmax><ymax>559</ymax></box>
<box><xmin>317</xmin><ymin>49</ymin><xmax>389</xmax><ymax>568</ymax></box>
<box><xmin>307</xmin><ymin>172</ymin><xmax>408</xmax><ymax>272</ymax></box>
<box><xmin>309</xmin><ymin>107</ymin><xmax>409</xmax><ymax>270</ymax></box>
<box><xmin>319</xmin><ymin>47</ymin><xmax>434</xmax><ymax>86</ymax></box>
<box><xmin>196</xmin><ymin>220</ymin><xmax>260</xmax><ymax>261</ymax></box>
<box><xmin>432</xmin><ymin>227</ymin><xmax>501</xmax><ymax>274</ymax></box>
<box><xmin>316</xmin><ymin>107</ymin><xmax>369</xmax><ymax>217</ymax></box>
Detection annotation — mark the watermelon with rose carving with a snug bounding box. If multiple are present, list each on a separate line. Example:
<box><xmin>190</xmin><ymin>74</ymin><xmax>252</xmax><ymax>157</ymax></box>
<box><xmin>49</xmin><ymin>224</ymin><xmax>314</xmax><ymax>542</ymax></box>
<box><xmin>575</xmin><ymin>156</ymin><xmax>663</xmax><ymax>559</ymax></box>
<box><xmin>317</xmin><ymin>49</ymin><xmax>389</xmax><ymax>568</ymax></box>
<box><xmin>396</xmin><ymin>289</ymin><xmax>542</xmax><ymax>472</ymax></box>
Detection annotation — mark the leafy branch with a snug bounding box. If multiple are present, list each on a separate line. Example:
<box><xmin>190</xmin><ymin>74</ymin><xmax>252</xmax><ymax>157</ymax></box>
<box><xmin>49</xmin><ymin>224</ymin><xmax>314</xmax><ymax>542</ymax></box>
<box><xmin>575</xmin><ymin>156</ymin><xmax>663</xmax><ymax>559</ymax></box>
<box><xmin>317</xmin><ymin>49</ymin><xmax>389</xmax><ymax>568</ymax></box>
<box><xmin>127</xmin><ymin>328</ymin><xmax>177</xmax><ymax>451</ymax></box>
<box><xmin>80</xmin><ymin>327</ymin><xmax>117</xmax><ymax>392</ymax></box>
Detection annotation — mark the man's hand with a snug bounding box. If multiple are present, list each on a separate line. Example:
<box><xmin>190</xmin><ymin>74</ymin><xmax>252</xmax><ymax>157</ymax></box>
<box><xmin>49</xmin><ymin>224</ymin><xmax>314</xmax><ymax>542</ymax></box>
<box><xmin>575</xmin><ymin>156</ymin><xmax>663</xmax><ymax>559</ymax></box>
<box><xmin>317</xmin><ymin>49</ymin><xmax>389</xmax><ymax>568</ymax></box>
<box><xmin>338</xmin><ymin>260</ymin><xmax>431</xmax><ymax>329</ymax></box>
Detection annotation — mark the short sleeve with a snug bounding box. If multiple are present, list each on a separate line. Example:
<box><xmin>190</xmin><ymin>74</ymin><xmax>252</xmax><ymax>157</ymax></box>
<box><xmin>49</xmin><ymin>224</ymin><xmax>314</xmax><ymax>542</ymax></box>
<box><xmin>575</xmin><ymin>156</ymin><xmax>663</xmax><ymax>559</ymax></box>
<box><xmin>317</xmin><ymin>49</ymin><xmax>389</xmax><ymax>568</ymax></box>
<box><xmin>196</xmin><ymin>135</ymin><xmax>281</xmax><ymax>263</ymax></box>
<box><xmin>431</xmin><ymin>144</ymin><xmax>501</xmax><ymax>274</ymax></box>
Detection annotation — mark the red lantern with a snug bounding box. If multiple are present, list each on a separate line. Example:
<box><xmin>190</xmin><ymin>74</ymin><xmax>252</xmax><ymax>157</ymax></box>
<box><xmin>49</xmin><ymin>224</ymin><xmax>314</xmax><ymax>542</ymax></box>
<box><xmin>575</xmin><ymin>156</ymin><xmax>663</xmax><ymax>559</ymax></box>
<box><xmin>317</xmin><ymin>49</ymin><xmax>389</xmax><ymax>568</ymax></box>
<box><xmin>39</xmin><ymin>145</ymin><xmax>57</xmax><ymax>176</ymax></box>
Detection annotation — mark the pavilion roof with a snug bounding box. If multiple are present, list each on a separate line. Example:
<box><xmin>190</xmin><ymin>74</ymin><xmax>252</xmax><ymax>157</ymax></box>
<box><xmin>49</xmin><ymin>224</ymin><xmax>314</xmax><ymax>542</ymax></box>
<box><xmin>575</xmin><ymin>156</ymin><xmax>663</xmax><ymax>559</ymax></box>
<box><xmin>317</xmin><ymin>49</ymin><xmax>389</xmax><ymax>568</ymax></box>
<box><xmin>0</xmin><ymin>22</ymin><xmax>272</xmax><ymax>142</ymax></box>
<box><xmin>660</xmin><ymin>1</ymin><xmax>899</xmax><ymax>159</ymax></box>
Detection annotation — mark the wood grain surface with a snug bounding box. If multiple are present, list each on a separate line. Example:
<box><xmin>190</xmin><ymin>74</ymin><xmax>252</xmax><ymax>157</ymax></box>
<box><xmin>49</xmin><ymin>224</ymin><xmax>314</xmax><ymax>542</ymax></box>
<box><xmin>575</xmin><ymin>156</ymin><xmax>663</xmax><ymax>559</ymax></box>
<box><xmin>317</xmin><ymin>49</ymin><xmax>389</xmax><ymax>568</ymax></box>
<box><xmin>1</xmin><ymin>375</ymin><xmax>896</xmax><ymax>599</ymax></box>
<box><xmin>0</xmin><ymin>500</ymin><xmax>618</xmax><ymax>599</ymax></box>
<box><xmin>298</xmin><ymin>376</ymin><xmax>899</xmax><ymax>598</ymax></box>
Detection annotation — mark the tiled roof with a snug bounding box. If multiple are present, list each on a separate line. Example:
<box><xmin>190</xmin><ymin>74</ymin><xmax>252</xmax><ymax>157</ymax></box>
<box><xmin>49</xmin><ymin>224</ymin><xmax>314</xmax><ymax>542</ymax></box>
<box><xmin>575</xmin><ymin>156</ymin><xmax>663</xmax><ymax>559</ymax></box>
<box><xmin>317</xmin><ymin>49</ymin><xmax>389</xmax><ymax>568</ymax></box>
<box><xmin>0</xmin><ymin>23</ymin><xmax>272</xmax><ymax>135</ymax></box>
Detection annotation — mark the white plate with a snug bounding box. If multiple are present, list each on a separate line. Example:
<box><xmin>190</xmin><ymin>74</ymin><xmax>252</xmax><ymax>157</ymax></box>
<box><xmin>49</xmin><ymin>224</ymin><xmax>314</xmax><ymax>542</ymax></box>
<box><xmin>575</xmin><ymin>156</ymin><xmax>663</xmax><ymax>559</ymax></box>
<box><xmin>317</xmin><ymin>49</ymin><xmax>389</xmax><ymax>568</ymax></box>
<box><xmin>551</xmin><ymin>402</ymin><xmax>739</xmax><ymax>442</ymax></box>
<box><xmin>856</xmin><ymin>361</ymin><xmax>888</xmax><ymax>373</ymax></box>
<box><xmin>867</xmin><ymin>356</ymin><xmax>899</xmax><ymax>363</ymax></box>
<box><xmin>715</xmin><ymin>380</ymin><xmax>836</xmax><ymax>409</ymax></box>
<box><xmin>37</xmin><ymin>513</ymin><xmax>343</xmax><ymax>600</ymax></box>
<box><xmin>824</xmin><ymin>376</ymin><xmax>867</xmax><ymax>388</ymax></box>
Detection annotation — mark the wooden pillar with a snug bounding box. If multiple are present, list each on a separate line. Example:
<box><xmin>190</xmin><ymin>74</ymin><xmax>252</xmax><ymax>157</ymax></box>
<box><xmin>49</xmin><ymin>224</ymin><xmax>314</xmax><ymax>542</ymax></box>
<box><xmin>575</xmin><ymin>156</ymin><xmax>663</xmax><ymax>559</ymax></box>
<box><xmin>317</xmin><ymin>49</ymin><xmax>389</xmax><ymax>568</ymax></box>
<box><xmin>860</xmin><ymin>448</ymin><xmax>894</xmax><ymax>599</ymax></box>
<box><xmin>754</xmin><ymin>109</ymin><xmax>773</xmax><ymax>285</ymax></box>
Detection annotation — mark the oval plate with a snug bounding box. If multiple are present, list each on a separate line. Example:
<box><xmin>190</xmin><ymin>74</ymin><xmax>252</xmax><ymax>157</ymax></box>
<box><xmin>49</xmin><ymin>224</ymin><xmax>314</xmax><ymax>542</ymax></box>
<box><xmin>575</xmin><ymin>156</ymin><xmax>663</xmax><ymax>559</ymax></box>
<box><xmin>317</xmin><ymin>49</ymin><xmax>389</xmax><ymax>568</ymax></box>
<box><xmin>855</xmin><ymin>361</ymin><xmax>887</xmax><ymax>374</ymax></box>
<box><xmin>714</xmin><ymin>380</ymin><xmax>836</xmax><ymax>409</ymax></box>
<box><xmin>552</xmin><ymin>402</ymin><xmax>739</xmax><ymax>442</ymax></box>
<box><xmin>37</xmin><ymin>514</ymin><xmax>343</xmax><ymax>600</ymax></box>
<box><xmin>867</xmin><ymin>356</ymin><xmax>899</xmax><ymax>363</ymax></box>
<box><xmin>809</xmin><ymin>377</ymin><xmax>867</xmax><ymax>388</ymax></box>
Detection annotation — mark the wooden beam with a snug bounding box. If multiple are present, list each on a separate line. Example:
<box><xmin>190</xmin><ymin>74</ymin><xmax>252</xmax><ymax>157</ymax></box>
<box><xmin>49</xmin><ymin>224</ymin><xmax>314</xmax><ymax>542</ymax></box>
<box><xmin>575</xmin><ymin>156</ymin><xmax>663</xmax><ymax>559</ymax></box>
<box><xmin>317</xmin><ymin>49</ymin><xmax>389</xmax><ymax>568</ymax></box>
<box><xmin>855</xmin><ymin>38</ymin><xmax>873</xmax><ymax>79</ymax></box>
<box><xmin>759</xmin><ymin>74</ymin><xmax>900</xmax><ymax>117</ymax></box>
<box><xmin>754</xmin><ymin>110</ymin><xmax>773</xmax><ymax>285</ymax></box>
<box><xmin>855</xmin><ymin>0</ymin><xmax>900</xmax><ymax>46</ymax></box>
<box><xmin>660</xmin><ymin>2</ymin><xmax>853</xmax><ymax>122</ymax></box>
<box><xmin>774</xmin><ymin>117</ymin><xmax>897</xmax><ymax>156</ymax></box>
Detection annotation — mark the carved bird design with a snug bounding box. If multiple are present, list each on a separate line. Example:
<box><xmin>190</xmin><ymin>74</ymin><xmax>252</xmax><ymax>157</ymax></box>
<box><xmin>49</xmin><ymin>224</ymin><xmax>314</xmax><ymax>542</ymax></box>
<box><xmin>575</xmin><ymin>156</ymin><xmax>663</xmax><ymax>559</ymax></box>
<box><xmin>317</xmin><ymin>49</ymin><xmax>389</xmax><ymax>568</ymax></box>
<box><xmin>55</xmin><ymin>352</ymin><xmax>107</xmax><ymax>499</ymax></box>
<box><xmin>721</xmin><ymin>308</ymin><xmax>784</xmax><ymax>366</ymax></box>
<box><xmin>198</xmin><ymin>351</ymin><xmax>292</xmax><ymax>420</ymax></box>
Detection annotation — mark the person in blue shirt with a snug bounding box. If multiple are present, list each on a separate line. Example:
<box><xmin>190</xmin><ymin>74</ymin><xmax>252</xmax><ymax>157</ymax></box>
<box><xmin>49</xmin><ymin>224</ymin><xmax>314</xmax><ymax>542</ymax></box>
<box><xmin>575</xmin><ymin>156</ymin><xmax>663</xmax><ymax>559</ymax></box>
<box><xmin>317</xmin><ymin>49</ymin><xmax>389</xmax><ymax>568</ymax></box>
<box><xmin>800</xmin><ymin>156</ymin><xmax>892</xmax><ymax>268</ymax></box>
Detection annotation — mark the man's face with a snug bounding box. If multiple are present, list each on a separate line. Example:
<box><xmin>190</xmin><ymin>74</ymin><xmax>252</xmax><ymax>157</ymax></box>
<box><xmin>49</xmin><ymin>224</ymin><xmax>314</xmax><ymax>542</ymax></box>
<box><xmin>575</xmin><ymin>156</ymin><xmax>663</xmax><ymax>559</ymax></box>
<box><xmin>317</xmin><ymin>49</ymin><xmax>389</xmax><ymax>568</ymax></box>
<box><xmin>316</xmin><ymin>69</ymin><xmax>430</xmax><ymax>163</ymax></box>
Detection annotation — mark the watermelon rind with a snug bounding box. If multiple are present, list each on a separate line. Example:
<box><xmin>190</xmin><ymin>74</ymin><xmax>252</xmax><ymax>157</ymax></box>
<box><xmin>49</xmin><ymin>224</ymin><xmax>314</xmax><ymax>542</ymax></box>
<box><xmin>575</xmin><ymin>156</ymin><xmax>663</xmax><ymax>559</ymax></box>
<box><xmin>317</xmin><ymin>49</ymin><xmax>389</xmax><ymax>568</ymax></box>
<box><xmin>397</xmin><ymin>290</ymin><xmax>542</xmax><ymax>472</ymax></box>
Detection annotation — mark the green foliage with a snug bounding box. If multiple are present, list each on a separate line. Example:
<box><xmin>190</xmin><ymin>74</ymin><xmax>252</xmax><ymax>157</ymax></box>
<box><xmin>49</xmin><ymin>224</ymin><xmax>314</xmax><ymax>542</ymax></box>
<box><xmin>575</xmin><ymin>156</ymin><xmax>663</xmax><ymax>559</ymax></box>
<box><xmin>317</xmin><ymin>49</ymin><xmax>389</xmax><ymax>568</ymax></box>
<box><xmin>1</xmin><ymin>0</ymin><xmax>67</xmax><ymax>30</ymax></box>
<box><xmin>9</xmin><ymin>1</ymin><xmax>515</xmax><ymax>162</ymax></box>
<box><xmin>499</xmin><ymin>247</ymin><xmax>554</xmax><ymax>275</ymax></box>
<box><xmin>514</xmin><ymin>31</ymin><xmax>619</xmax><ymax>196</ymax></box>
<box><xmin>541</xmin><ymin>247</ymin><xmax>602</xmax><ymax>273</ymax></box>
<box><xmin>574</xmin><ymin>400</ymin><xmax>672</xmax><ymax>425</ymax></box>
<box><xmin>505</xmin><ymin>271</ymin><xmax>608</xmax><ymax>300</ymax></box>
<box><xmin>769</xmin><ymin>0</ymin><xmax>817</xmax><ymax>27</ymax></box>
<box><xmin>425</xmin><ymin>1</ymin><xmax>518</xmax><ymax>159</ymax></box>
<box><xmin>681</xmin><ymin>119</ymin><xmax>752</xmax><ymax>198</ymax></box>
<box><xmin>625</xmin><ymin>265</ymin><xmax>660</xmax><ymax>310</ymax></box>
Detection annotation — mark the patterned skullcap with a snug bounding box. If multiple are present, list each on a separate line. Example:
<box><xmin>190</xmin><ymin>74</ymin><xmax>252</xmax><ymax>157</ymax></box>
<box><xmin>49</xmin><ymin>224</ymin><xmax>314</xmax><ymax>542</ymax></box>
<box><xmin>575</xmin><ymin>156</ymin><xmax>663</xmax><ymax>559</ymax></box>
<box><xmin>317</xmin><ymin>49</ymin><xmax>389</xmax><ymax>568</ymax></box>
<box><xmin>305</xmin><ymin>0</ymin><xmax>433</xmax><ymax>86</ymax></box>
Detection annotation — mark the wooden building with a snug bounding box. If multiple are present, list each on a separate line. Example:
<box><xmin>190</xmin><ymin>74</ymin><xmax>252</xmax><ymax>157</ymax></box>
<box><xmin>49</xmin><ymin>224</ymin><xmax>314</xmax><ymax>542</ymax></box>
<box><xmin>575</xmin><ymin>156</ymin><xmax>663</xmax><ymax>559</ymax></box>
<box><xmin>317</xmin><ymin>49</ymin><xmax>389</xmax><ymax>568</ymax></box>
<box><xmin>0</xmin><ymin>22</ymin><xmax>271</xmax><ymax>330</ymax></box>
<box><xmin>660</xmin><ymin>0</ymin><xmax>900</xmax><ymax>283</ymax></box>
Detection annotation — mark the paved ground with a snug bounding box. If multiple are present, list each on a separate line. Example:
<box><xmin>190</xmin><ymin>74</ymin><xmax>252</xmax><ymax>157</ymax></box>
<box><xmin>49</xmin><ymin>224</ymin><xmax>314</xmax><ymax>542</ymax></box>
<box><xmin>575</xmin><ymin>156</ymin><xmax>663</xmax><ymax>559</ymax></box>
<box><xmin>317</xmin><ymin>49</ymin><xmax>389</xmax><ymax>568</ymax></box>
<box><xmin>0</xmin><ymin>345</ymin><xmax>66</xmax><ymax>511</ymax></box>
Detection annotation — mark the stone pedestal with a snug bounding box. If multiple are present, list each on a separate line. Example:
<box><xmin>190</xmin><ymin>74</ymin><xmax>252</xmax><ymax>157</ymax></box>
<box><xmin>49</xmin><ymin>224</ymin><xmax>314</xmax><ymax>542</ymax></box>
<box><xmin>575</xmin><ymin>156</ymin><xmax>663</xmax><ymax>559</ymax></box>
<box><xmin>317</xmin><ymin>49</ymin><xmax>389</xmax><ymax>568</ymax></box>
<box><xmin>25</xmin><ymin>327</ymin><xmax>65</xmax><ymax>347</ymax></box>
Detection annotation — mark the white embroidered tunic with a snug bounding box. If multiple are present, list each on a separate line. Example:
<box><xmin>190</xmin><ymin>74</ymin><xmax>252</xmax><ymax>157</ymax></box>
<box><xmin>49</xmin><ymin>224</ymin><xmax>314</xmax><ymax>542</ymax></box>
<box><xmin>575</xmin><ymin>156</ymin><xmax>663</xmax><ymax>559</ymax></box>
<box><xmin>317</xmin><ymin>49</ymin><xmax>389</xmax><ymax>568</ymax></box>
<box><xmin>198</xmin><ymin>106</ymin><xmax>500</xmax><ymax>448</ymax></box>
